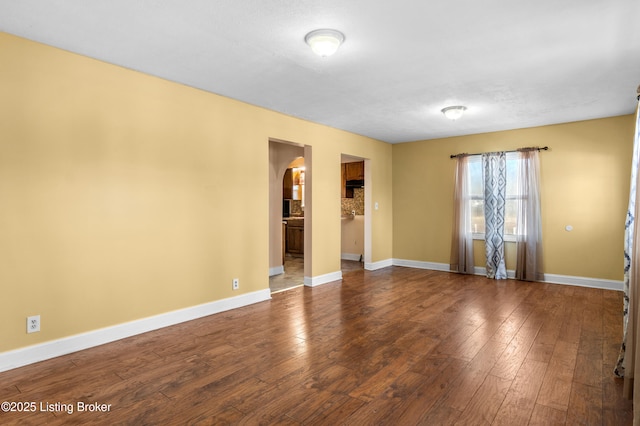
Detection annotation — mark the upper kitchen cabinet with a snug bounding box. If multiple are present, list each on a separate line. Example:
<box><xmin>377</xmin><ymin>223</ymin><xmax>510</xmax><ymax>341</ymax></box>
<box><xmin>283</xmin><ymin>168</ymin><xmax>293</xmax><ymax>200</ymax></box>
<box><xmin>342</xmin><ymin>161</ymin><xmax>364</xmax><ymax>198</ymax></box>
<box><xmin>344</xmin><ymin>161</ymin><xmax>364</xmax><ymax>181</ymax></box>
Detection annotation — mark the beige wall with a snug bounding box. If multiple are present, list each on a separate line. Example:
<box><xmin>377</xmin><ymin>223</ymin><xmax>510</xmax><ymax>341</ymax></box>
<box><xmin>392</xmin><ymin>115</ymin><xmax>635</xmax><ymax>280</ymax></box>
<box><xmin>0</xmin><ymin>33</ymin><xmax>393</xmax><ymax>352</ymax></box>
<box><xmin>2</xmin><ymin>30</ymin><xmax>631</xmax><ymax>355</ymax></box>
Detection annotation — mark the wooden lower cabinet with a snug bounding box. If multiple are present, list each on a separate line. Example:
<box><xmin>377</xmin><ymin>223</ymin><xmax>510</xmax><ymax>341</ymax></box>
<box><xmin>286</xmin><ymin>220</ymin><xmax>304</xmax><ymax>256</ymax></box>
<box><xmin>282</xmin><ymin>222</ymin><xmax>286</xmax><ymax>263</ymax></box>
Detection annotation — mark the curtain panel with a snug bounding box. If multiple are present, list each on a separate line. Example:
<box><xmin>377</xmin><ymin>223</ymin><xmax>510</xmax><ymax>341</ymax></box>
<box><xmin>627</xmin><ymin>161</ymin><xmax>640</xmax><ymax>422</ymax></box>
<box><xmin>618</xmin><ymin>96</ymin><xmax>640</xmax><ymax>424</ymax></box>
<box><xmin>450</xmin><ymin>155</ymin><xmax>475</xmax><ymax>274</ymax></box>
<box><xmin>617</xmin><ymin>102</ymin><xmax>640</xmax><ymax>379</ymax></box>
<box><xmin>515</xmin><ymin>150</ymin><xmax>544</xmax><ymax>282</ymax></box>
<box><xmin>483</xmin><ymin>152</ymin><xmax>507</xmax><ymax>279</ymax></box>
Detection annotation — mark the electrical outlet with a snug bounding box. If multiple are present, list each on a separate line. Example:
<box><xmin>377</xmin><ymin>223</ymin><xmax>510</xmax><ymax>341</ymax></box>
<box><xmin>232</xmin><ymin>278</ymin><xmax>239</xmax><ymax>290</ymax></box>
<box><xmin>27</xmin><ymin>315</ymin><xmax>40</xmax><ymax>333</ymax></box>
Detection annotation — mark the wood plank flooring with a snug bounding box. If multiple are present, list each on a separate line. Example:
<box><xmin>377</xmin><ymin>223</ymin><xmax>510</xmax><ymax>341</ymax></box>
<box><xmin>0</xmin><ymin>267</ymin><xmax>633</xmax><ymax>425</ymax></box>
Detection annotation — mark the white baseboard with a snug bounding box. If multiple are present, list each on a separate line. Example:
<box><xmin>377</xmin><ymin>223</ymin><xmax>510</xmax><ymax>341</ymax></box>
<box><xmin>269</xmin><ymin>265</ymin><xmax>284</xmax><ymax>276</ymax></box>
<box><xmin>391</xmin><ymin>258</ymin><xmax>623</xmax><ymax>291</ymax></box>
<box><xmin>341</xmin><ymin>253</ymin><xmax>362</xmax><ymax>261</ymax></box>
<box><xmin>0</xmin><ymin>289</ymin><xmax>271</xmax><ymax>373</ymax></box>
<box><xmin>392</xmin><ymin>258</ymin><xmax>451</xmax><ymax>272</ymax></box>
<box><xmin>304</xmin><ymin>270</ymin><xmax>342</xmax><ymax>287</ymax></box>
<box><xmin>543</xmin><ymin>273</ymin><xmax>623</xmax><ymax>291</ymax></box>
<box><xmin>365</xmin><ymin>258</ymin><xmax>393</xmax><ymax>271</ymax></box>
<box><xmin>2</xmin><ymin>262</ymin><xmax>622</xmax><ymax>373</ymax></box>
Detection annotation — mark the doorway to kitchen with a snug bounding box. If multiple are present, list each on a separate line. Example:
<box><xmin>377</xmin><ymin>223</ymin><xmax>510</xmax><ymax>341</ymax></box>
<box><xmin>268</xmin><ymin>140</ymin><xmax>311</xmax><ymax>293</ymax></box>
<box><xmin>340</xmin><ymin>154</ymin><xmax>369</xmax><ymax>275</ymax></box>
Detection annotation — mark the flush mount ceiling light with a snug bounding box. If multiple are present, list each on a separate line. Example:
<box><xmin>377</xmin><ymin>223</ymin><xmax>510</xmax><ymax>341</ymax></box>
<box><xmin>305</xmin><ymin>29</ymin><xmax>345</xmax><ymax>57</ymax></box>
<box><xmin>441</xmin><ymin>106</ymin><xmax>467</xmax><ymax>120</ymax></box>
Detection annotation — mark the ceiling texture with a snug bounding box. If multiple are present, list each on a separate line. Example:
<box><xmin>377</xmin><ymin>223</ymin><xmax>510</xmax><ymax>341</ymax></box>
<box><xmin>1</xmin><ymin>0</ymin><xmax>639</xmax><ymax>143</ymax></box>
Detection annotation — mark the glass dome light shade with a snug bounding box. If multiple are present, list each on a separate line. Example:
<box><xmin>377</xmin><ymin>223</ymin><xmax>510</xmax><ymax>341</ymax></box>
<box><xmin>305</xmin><ymin>29</ymin><xmax>345</xmax><ymax>57</ymax></box>
<box><xmin>441</xmin><ymin>106</ymin><xmax>467</xmax><ymax>120</ymax></box>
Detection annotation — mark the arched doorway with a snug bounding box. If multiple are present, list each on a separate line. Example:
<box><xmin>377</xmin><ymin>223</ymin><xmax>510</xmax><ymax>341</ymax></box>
<box><xmin>268</xmin><ymin>140</ymin><xmax>311</xmax><ymax>293</ymax></box>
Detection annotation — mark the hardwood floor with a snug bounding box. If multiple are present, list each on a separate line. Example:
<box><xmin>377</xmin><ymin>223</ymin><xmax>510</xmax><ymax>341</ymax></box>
<box><xmin>0</xmin><ymin>267</ymin><xmax>633</xmax><ymax>425</ymax></box>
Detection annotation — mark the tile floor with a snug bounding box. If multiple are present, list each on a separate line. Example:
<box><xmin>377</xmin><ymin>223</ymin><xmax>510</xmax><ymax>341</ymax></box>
<box><xmin>269</xmin><ymin>255</ymin><xmax>363</xmax><ymax>293</ymax></box>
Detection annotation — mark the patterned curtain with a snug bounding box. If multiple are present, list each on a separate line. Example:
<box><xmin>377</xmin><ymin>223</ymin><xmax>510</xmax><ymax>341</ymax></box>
<box><xmin>483</xmin><ymin>152</ymin><xmax>507</xmax><ymax>279</ymax></box>
<box><xmin>450</xmin><ymin>156</ymin><xmax>475</xmax><ymax>274</ymax></box>
<box><xmin>615</xmin><ymin>97</ymin><xmax>640</xmax><ymax>379</ymax></box>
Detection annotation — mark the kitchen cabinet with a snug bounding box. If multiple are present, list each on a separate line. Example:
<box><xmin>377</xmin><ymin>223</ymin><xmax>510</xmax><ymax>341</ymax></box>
<box><xmin>344</xmin><ymin>161</ymin><xmax>364</xmax><ymax>181</ymax></box>
<box><xmin>282</xmin><ymin>222</ymin><xmax>286</xmax><ymax>263</ymax></box>
<box><xmin>342</xmin><ymin>161</ymin><xmax>364</xmax><ymax>198</ymax></box>
<box><xmin>286</xmin><ymin>219</ymin><xmax>304</xmax><ymax>256</ymax></box>
<box><xmin>283</xmin><ymin>168</ymin><xmax>293</xmax><ymax>200</ymax></box>
<box><xmin>341</xmin><ymin>164</ymin><xmax>347</xmax><ymax>198</ymax></box>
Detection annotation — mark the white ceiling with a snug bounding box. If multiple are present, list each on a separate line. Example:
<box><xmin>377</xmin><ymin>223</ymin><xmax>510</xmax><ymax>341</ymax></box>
<box><xmin>1</xmin><ymin>0</ymin><xmax>638</xmax><ymax>143</ymax></box>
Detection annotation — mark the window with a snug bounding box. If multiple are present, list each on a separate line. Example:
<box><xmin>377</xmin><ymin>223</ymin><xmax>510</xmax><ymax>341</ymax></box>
<box><xmin>467</xmin><ymin>152</ymin><xmax>522</xmax><ymax>239</ymax></box>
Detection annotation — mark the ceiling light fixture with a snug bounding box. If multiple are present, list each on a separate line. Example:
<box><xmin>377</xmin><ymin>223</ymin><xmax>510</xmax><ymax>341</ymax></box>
<box><xmin>305</xmin><ymin>29</ymin><xmax>345</xmax><ymax>57</ymax></box>
<box><xmin>441</xmin><ymin>106</ymin><xmax>467</xmax><ymax>120</ymax></box>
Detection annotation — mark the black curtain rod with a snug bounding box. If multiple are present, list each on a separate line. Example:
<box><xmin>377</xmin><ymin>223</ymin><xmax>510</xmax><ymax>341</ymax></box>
<box><xmin>449</xmin><ymin>146</ymin><xmax>549</xmax><ymax>159</ymax></box>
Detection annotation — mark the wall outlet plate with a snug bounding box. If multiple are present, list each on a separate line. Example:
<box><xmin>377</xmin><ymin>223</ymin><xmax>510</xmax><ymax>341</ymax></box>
<box><xmin>232</xmin><ymin>278</ymin><xmax>239</xmax><ymax>290</ymax></box>
<box><xmin>27</xmin><ymin>315</ymin><xmax>40</xmax><ymax>333</ymax></box>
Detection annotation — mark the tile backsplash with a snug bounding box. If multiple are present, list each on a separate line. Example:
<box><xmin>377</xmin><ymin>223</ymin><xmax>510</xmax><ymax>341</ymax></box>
<box><xmin>291</xmin><ymin>200</ymin><xmax>304</xmax><ymax>216</ymax></box>
<box><xmin>342</xmin><ymin>188</ymin><xmax>364</xmax><ymax>216</ymax></box>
